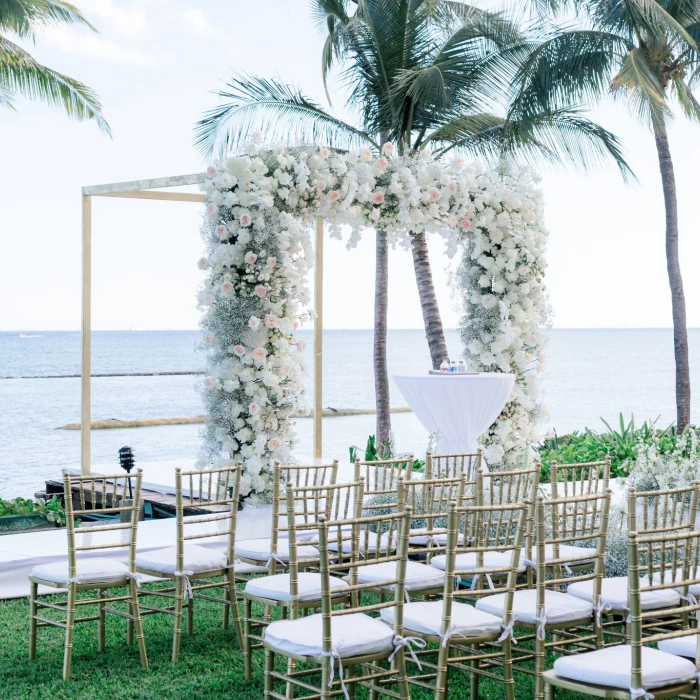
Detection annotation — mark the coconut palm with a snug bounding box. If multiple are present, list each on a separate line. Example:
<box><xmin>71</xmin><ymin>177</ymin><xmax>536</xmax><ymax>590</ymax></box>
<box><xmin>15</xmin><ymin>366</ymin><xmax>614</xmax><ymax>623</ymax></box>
<box><xmin>0</xmin><ymin>0</ymin><xmax>109</xmax><ymax>133</ymax></box>
<box><xmin>511</xmin><ymin>0</ymin><xmax>700</xmax><ymax>429</ymax></box>
<box><xmin>195</xmin><ymin>0</ymin><xmax>630</xmax><ymax>450</ymax></box>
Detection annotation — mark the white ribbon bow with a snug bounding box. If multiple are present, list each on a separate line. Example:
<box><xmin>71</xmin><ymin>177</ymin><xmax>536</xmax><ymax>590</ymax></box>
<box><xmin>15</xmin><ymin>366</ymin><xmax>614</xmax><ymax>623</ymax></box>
<box><xmin>388</xmin><ymin>635</ymin><xmax>426</xmax><ymax>671</ymax></box>
<box><xmin>173</xmin><ymin>570</ymin><xmax>194</xmax><ymax>599</ymax></box>
<box><xmin>439</xmin><ymin>624</ymin><xmax>478</xmax><ymax>648</ymax></box>
<box><xmin>679</xmin><ymin>592</ymin><xmax>698</xmax><ymax>606</ymax></box>
<box><xmin>265</xmin><ymin>554</ymin><xmax>288</xmax><ymax>570</ymax></box>
<box><xmin>523</xmin><ymin>558</ymin><xmax>536</xmax><ymax>569</ymax></box>
<box><xmin>593</xmin><ymin>599</ymin><xmax>611</xmax><ymax>628</ymax></box>
<box><xmin>497</xmin><ymin>617</ymin><xmax>518</xmax><ymax>645</ymax></box>
<box><xmin>629</xmin><ymin>686</ymin><xmax>654</xmax><ymax>700</ymax></box>
<box><xmin>534</xmin><ymin>612</ymin><xmax>547</xmax><ymax>641</ymax></box>
<box><xmin>125</xmin><ymin>571</ymin><xmax>144</xmax><ymax>588</ymax></box>
<box><xmin>470</xmin><ymin>573</ymin><xmax>495</xmax><ymax>590</ymax></box>
<box><xmin>320</xmin><ymin>648</ymin><xmax>350</xmax><ymax>700</ymax></box>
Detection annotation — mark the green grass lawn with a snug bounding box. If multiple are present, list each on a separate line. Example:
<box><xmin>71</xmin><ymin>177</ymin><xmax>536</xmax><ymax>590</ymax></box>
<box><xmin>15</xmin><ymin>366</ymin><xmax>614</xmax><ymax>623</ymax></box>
<box><xmin>0</xmin><ymin>586</ymin><xmax>597</xmax><ymax>700</ymax></box>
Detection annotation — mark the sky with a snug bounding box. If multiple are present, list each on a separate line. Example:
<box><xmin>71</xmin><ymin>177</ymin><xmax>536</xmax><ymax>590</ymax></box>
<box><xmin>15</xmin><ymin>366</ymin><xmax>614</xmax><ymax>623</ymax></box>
<box><xmin>1</xmin><ymin>0</ymin><xmax>699</xmax><ymax>331</ymax></box>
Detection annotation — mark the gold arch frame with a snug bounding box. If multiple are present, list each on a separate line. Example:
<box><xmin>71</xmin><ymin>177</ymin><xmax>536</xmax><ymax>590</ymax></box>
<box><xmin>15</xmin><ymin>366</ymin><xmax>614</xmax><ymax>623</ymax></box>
<box><xmin>80</xmin><ymin>175</ymin><xmax>324</xmax><ymax>475</ymax></box>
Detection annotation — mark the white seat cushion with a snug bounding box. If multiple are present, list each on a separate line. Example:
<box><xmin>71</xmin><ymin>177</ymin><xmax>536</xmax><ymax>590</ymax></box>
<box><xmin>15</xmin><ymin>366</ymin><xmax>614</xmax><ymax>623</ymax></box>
<box><xmin>31</xmin><ymin>557</ymin><xmax>129</xmax><ymax>585</ymax></box>
<box><xmin>431</xmin><ymin>551</ymin><xmax>524</xmax><ymax>574</ymax></box>
<box><xmin>265</xmin><ymin>612</ymin><xmax>395</xmax><ymax>658</ymax></box>
<box><xmin>381</xmin><ymin>600</ymin><xmax>503</xmax><ymax>639</ymax></box>
<box><xmin>235</xmin><ymin>538</ymin><xmax>319</xmax><ymax>564</ymax></box>
<box><xmin>136</xmin><ymin>543</ymin><xmax>227</xmax><ymax>575</ymax></box>
<box><xmin>567</xmin><ymin>576</ymin><xmax>681</xmax><ymax>611</ymax></box>
<box><xmin>297</xmin><ymin>525</ymin><xmax>353</xmax><ymax>544</ymax></box>
<box><xmin>244</xmin><ymin>572</ymin><xmax>349</xmax><ymax>603</ymax></box>
<box><xmin>234</xmin><ymin>559</ymin><xmax>269</xmax><ymax>574</ymax></box>
<box><xmin>355</xmin><ymin>561</ymin><xmax>445</xmax><ymax>592</ymax></box>
<box><xmin>658</xmin><ymin>634</ymin><xmax>700</xmax><ymax>659</ymax></box>
<box><xmin>652</xmin><ymin>567</ymin><xmax>700</xmax><ymax>595</ymax></box>
<box><xmin>327</xmin><ymin>531</ymin><xmax>393</xmax><ymax>555</ymax></box>
<box><xmin>476</xmin><ymin>589</ymin><xmax>593</xmax><ymax>625</ymax></box>
<box><xmin>406</xmin><ymin>529</ymin><xmax>465</xmax><ymax>546</ymax></box>
<box><xmin>553</xmin><ymin>645</ymin><xmax>697</xmax><ymax>690</ymax></box>
<box><xmin>524</xmin><ymin>544</ymin><xmax>597</xmax><ymax>565</ymax></box>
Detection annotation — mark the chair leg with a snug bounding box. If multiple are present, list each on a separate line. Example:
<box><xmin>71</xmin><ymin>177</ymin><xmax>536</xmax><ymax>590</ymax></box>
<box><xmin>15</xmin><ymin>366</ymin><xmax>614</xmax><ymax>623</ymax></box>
<box><xmin>129</xmin><ymin>578</ymin><xmax>149</xmax><ymax>670</ymax></box>
<box><xmin>394</xmin><ymin>648</ymin><xmax>411</xmax><ymax>700</ymax></box>
<box><xmin>186</xmin><ymin>595</ymin><xmax>194</xmax><ymax>636</ymax></box>
<box><xmin>62</xmin><ymin>584</ymin><xmax>77</xmax><ymax>681</ymax></box>
<box><xmin>29</xmin><ymin>581</ymin><xmax>38</xmax><ymax>661</ymax></box>
<box><xmin>345</xmin><ymin>664</ymin><xmax>356</xmax><ymax>700</ymax></box>
<box><xmin>470</xmin><ymin>643</ymin><xmax>480</xmax><ymax>699</ymax></box>
<box><xmin>321</xmin><ymin>653</ymin><xmax>332</xmax><ymax>700</ymax></box>
<box><xmin>502</xmin><ymin>638</ymin><xmax>515</xmax><ymax>700</ymax></box>
<box><xmin>227</xmin><ymin>573</ymin><xmax>244</xmax><ymax>648</ymax></box>
<box><xmin>264</xmin><ymin>648</ymin><xmax>275</xmax><ymax>699</ymax></box>
<box><xmin>544</xmin><ymin>681</ymin><xmax>555</xmax><ymax>700</ymax></box>
<box><xmin>434</xmin><ymin>643</ymin><xmax>449</xmax><ymax>700</ymax></box>
<box><xmin>98</xmin><ymin>591</ymin><xmax>106</xmax><ymax>653</ymax></box>
<box><xmin>172</xmin><ymin>576</ymin><xmax>184</xmax><ymax>662</ymax></box>
<box><xmin>535</xmin><ymin>630</ymin><xmax>545</xmax><ymax>700</ymax></box>
<box><xmin>244</xmin><ymin>597</ymin><xmax>253</xmax><ymax>682</ymax></box>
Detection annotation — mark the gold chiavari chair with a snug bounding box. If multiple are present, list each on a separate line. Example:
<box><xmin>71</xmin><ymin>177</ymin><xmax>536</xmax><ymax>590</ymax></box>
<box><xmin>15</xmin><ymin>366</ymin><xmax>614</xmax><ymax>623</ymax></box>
<box><xmin>477</xmin><ymin>463</ymin><xmax>541</xmax><ymax>508</ymax></box>
<box><xmin>235</xmin><ymin>461</ymin><xmax>338</xmax><ymax>573</ymax></box>
<box><xmin>567</xmin><ymin>482</ymin><xmax>700</xmax><ymax>640</ymax></box>
<box><xmin>477</xmin><ymin>491</ymin><xmax>611</xmax><ymax>698</ymax></box>
<box><xmin>262</xmin><ymin>506</ymin><xmax>415</xmax><ymax>700</ymax></box>
<box><xmin>242</xmin><ymin>480</ymin><xmax>363</xmax><ymax>682</ymax></box>
<box><xmin>354</xmin><ymin>455</ymin><xmax>414</xmax><ymax>507</ymax></box>
<box><xmin>544</xmin><ymin>527</ymin><xmax>700</xmax><ymax>700</ymax></box>
<box><xmin>135</xmin><ymin>464</ymin><xmax>243</xmax><ymax>661</ymax></box>
<box><xmin>388</xmin><ymin>498</ymin><xmax>529</xmax><ymax>699</ymax></box>
<box><xmin>427</xmin><ymin>449</ymin><xmax>482</xmax><ymax>480</ymax></box>
<box><xmin>549</xmin><ymin>458</ymin><xmax>611</xmax><ymax>499</ymax></box>
<box><xmin>29</xmin><ymin>469</ymin><xmax>148</xmax><ymax>680</ymax></box>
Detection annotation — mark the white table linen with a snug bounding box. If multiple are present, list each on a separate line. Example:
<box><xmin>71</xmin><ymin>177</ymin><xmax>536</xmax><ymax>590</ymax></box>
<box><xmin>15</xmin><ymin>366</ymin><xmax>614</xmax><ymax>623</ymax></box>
<box><xmin>393</xmin><ymin>373</ymin><xmax>514</xmax><ymax>456</ymax></box>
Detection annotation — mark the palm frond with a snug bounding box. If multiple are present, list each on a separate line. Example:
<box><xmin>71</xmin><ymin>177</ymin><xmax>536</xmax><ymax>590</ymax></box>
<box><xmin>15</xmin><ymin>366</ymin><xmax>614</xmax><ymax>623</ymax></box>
<box><xmin>0</xmin><ymin>35</ymin><xmax>109</xmax><ymax>132</ymax></box>
<box><xmin>425</xmin><ymin>112</ymin><xmax>506</xmax><ymax>159</ymax></box>
<box><xmin>0</xmin><ymin>0</ymin><xmax>95</xmax><ymax>40</ymax></box>
<box><xmin>610</xmin><ymin>46</ymin><xmax>670</xmax><ymax>128</ymax></box>
<box><xmin>670</xmin><ymin>75</ymin><xmax>700</xmax><ymax>122</ymax></box>
<box><xmin>193</xmin><ymin>74</ymin><xmax>375</xmax><ymax>160</ymax></box>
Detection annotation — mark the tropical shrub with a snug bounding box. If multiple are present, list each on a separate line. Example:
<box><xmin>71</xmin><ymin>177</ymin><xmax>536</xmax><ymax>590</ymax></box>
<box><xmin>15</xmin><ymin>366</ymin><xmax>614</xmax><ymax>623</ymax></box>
<box><xmin>0</xmin><ymin>496</ymin><xmax>67</xmax><ymax>526</ymax></box>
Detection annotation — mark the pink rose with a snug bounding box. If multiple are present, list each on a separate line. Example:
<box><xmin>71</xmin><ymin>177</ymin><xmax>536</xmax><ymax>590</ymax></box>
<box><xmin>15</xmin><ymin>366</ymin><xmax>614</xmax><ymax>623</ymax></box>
<box><xmin>248</xmin><ymin>316</ymin><xmax>260</xmax><ymax>329</ymax></box>
<box><xmin>427</xmin><ymin>187</ymin><xmax>441</xmax><ymax>202</ymax></box>
<box><xmin>280</xmin><ymin>363</ymin><xmax>292</xmax><ymax>375</ymax></box>
<box><xmin>254</xmin><ymin>285</ymin><xmax>267</xmax><ymax>297</ymax></box>
<box><xmin>197</xmin><ymin>257</ymin><xmax>208</xmax><ymax>270</ymax></box>
<box><xmin>297</xmin><ymin>339</ymin><xmax>307</xmax><ymax>351</ymax></box>
<box><xmin>268</xmin><ymin>437</ymin><xmax>282</xmax><ymax>452</ymax></box>
<box><xmin>206</xmin><ymin>165</ymin><xmax>218</xmax><ymax>178</ymax></box>
<box><xmin>361</xmin><ymin>148</ymin><xmax>373</xmax><ymax>162</ymax></box>
<box><xmin>252</xmin><ymin>346</ymin><xmax>267</xmax><ymax>362</ymax></box>
<box><xmin>266</xmin><ymin>256</ymin><xmax>277</xmax><ymax>268</ymax></box>
<box><xmin>248</xmin><ymin>402</ymin><xmax>260</xmax><ymax>415</ymax></box>
<box><xmin>265</xmin><ymin>314</ymin><xmax>277</xmax><ymax>329</ymax></box>
<box><xmin>203</xmin><ymin>376</ymin><xmax>215</xmax><ymax>389</ymax></box>
<box><xmin>232</xmin><ymin>345</ymin><xmax>246</xmax><ymax>357</ymax></box>
<box><xmin>244</xmin><ymin>252</ymin><xmax>258</xmax><ymax>265</ymax></box>
<box><xmin>377</xmin><ymin>157</ymin><xmax>388</xmax><ymax>169</ymax></box>
<box><xmin>382</xmin><ymin>143</ymin><xmax>394</xmax><ymax>154</ymax></box>
<box><xmin>293</xmin><ymin>319</ymin><xmax>300</xmax><ymax>330</ymax></box>
<box><xmin>446</xmin><ymin>182</ymin><xmax>457</xmax><ymax>195</ymax></box>
<box><xmin>328</xmin><ymin>190</ymin><xmax>340</xmax><ymax>202</ymax></box>
<box><xmin>371</xmin><ymin>191</ymin><xmax>385</xmax><ymax>205</ymax></box>
<box><xmin>221</xmin><ymin>281</ymin><xmax>234</xmax><ymax>294</ymax></box>
<box><xmin>240</xmin><ymin>211</ymin><xmax>252</xmax><ymax>226</ymax></box>
<box><xmin>215</xmin><ymin>224</ymin><xmax>228</xmax><ymax>238</ymax></box>
<box><xmin>206</xmin><ymin>203</ymin><xmax>218</xmax><ymax>218</ymax></box>
<box><xmin>315</xmin><ymin>180</ymin><xmax>326</xmax><ymax>192</ymax></box>
<box><xmin>204</xmin><ymin>333</ymin><xmax>215</xmax><ymax>345</ymax></box>
<box><xmin>320</xmin><ymin>147</ymin><xmax>330</xmax><ymax>159</ymax></box>
<box><xmin>459</xmin><ymin>218</ymin><xmax>472</xmax><ymax>230</ymax></box>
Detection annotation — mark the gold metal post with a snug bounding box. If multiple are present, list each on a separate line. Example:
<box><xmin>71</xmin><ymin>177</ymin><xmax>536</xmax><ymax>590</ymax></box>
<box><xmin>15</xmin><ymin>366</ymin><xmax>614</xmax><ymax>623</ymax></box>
<box><xmin>81</xmin><ymin>195</ymin><xmax>92</xmax><ymax>476</ymax></box>
<box><xmin>314</xmin><ymin>217</ymin><xmax>323</xmax><ymax>459</ymax></box>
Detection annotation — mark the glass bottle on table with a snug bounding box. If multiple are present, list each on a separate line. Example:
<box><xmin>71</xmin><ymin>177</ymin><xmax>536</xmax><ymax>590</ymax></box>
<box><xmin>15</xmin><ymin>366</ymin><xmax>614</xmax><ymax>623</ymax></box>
<box><xmin>440</xmin><ymin>358</ymin><xmax>450</xmax><ymax>372</ymax></box>
<box><xmin>449</xmin><ymin>360</ymin><xmax>457</xmax><ymax>373</ymax></box>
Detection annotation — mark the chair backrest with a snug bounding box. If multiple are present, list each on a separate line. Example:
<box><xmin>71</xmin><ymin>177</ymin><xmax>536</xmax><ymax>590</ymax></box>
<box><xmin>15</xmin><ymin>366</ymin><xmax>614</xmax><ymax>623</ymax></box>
<box><xmin>441</xmin><ymin>499</ymin><xmax>529</xmax><ymax>629</ymax></box>
<box><xmin>285</xmin><ymin>480</ymin><xmax>365</xmax><ymax>599</ymax></box>
<box><xmin>427</xmin><ymin>450</ymin><xmax>481</xmax><ymax>481</ymax></box>
<box><xmin>175</xmin><ymin>464</ymin><xmax>242</xmax><ymax>568</ymax></box>
<box><xmin>627</xmin><ymin>482</ymin><xmax>700</xmax><ymax>584</ymax></box>
<box><xmin>317</xmin><ymin>505</ymin><xmax>412</xmax><ymax>652</ymax></box>
<box><xmin>354</xmin><ymin>456</ymin><xmax>413</xmax><ymax>506</ymax></box>
<box><xmin>477</xmin><ymin>464</ymin><xmax>540</xmax><ymax>507</ymax></box>
<box><xmin>550</xmin><ymin>458</ymin><xmax>611</xmax><ymax>499</ymax></box>
<box><xmin>627</xmin><ymin>527</ymin><xmax>700</xmax><ymax>694</ymax></box>
<box><xmin>398</xmin><ymin>473</ymin><xmax>470</xmax><ymax>561</ymax></box>
<box><xmin>534</xmin><ymin>491</ymin><xmax>611</xmax><ymax>594</ymax></box>
<box><xmin>63</xmin><ymin>469</ymin><xmax>144</xmax><ymax>577</ymax></box>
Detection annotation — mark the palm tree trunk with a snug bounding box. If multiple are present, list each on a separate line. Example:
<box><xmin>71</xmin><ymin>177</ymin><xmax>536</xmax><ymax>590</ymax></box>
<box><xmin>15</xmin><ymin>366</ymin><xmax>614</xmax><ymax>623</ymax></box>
<box><xmin>374</xmin><ymin>228</ymin><xmax>391</xmax><ymax>454</ymax></box>
<box><xmin>410</xmin><ymin>231</ymin><xmax>448</xmax><ymax>369</ymax></box>
<box><xmin>653</xmin><ymin>120</ymin><xmax>691</xmax><ymax>430</ymax></box>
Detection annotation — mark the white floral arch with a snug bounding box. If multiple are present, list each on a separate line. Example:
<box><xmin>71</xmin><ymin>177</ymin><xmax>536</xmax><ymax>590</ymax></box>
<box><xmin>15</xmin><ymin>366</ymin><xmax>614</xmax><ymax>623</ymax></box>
<box><xmin>197</xmin><ymin>138</ymin><xmax>549</xmax><ymax>504</ymax></box>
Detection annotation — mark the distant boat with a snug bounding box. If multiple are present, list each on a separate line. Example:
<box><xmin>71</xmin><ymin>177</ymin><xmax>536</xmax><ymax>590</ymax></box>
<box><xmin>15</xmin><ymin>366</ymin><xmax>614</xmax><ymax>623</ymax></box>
<box><xmin>16</xmin><ymin>333</ymin><xmax>41</xmax><ymax>338</ymax></box>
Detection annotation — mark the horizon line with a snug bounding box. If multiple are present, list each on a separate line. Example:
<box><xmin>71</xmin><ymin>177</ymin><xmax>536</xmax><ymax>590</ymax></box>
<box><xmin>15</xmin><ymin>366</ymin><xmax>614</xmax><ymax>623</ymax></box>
<box><xmin>3</xmin><ymin>327</ymin><xmax>699</xmax><ymax>333</ymax></box>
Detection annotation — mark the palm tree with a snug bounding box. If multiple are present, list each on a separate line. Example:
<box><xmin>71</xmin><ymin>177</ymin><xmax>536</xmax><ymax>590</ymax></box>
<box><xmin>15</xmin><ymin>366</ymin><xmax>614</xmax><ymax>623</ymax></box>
<box><xmin>195</xmin><ymin>0</ymin><xmax>630</xmax><ymax>451</ymax></box>
<box><xmin>511</xmin><ymin>0</ymin><xmax>700</xmax><ymax>430</ymax></box>
<box><xmin>0</xmin><ymin>0</ymin><xmax>109</xmax><ymax>133</ymax></box>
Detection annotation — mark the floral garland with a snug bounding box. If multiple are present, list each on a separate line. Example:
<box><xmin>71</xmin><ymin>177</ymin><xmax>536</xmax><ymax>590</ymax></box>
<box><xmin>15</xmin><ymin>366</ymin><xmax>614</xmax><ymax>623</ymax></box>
<box><xmin>197</xmin><ymin>137</ymin><xmax>549</xmax><ymax>504</ymax></box>
<box><xmin>454</xmin><ymin>168</ymin><xmax>551</xmax><ymax>469</ymax></box>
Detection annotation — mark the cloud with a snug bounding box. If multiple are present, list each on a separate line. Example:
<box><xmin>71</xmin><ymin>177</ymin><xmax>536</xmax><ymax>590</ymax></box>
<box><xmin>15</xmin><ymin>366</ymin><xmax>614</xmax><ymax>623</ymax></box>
<box><xmin>181</xmin><ymin>8</ymin><xmax>219</xmax><ymax>37</ymax></box>
<box><xmin>77</xmin><ymin>0</ymin><xmax>149</xmax><ymax>39</ymax></box>
<box><xmin>43</xmin><ymin>26</ymin><xmax>160</xmax><ymax>66</ymax></box>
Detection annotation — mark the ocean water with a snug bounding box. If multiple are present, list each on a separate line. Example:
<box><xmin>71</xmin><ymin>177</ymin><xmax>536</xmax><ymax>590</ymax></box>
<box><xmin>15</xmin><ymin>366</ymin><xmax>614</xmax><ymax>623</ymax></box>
<box><xmin>1</xmin><ymin>328</ymin><xmax>699</xmax><ymax>497</ymax></box>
